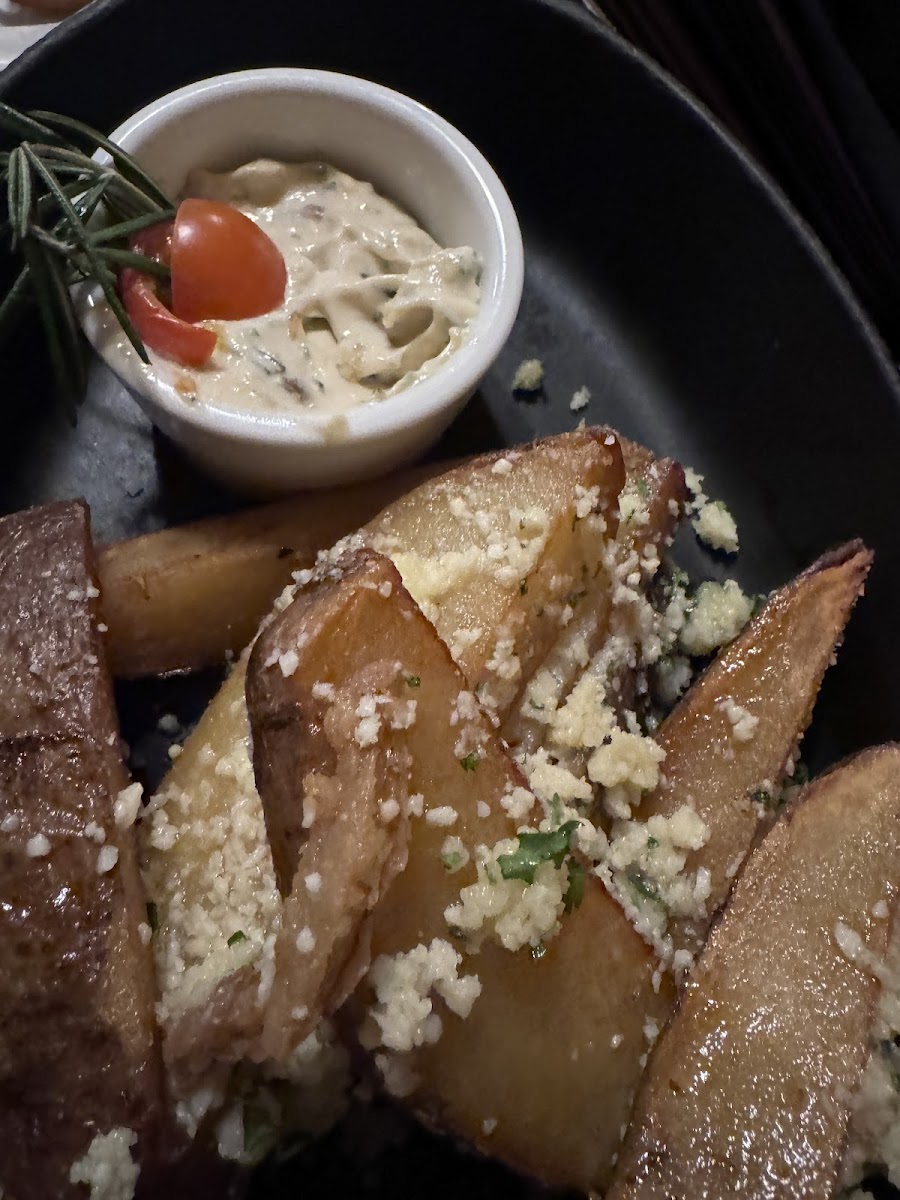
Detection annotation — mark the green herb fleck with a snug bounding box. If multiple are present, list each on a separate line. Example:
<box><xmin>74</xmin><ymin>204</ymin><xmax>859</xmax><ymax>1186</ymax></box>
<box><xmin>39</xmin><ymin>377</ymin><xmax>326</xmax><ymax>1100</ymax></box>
<box><xmin>751</xmin><ymin>592</ymin><xmax>769</xmax><ymax>617</ymax></box>
<box><xmin>549</xmin><ymin>793</ymin><xmax>563</xmax><ymax>825</ymax></box>
<box><xmin>498</xmin><ymin>820</ymin><xmax>579</xmax><ymax>884</ymax></box>
<box><xmin>646</xmin><ymin>836</ymin><xmax>659</xmax><ymax>850</ymax></box>
<box><xmin>243</xmin><ymin>1102</ymin><xmax>278</xmax><ymax>1162</ymax></box>
<box><xmin>227</xmin><ymin>930</ymin><xmax>247</xmax><ymax>947</ymax></box>
<box><xmin>146</xmin><ymin>901</ymin><xmax>159</xmax><ymax>933</ymax></box>
<box><xmin>789</xmin><ymin>761</ymin><xmax>809</xmax><ymax>788</ymax></box>
<box><xmin>564</xmin><ymin>860</ymin><xmax>586</xmax><ymax>912</ymax></box>
<box><xmin>405</xmin><ymin>674</ymin><xmax>421</xmax><ymax>688</ymax></box>
<box><xmin>441</xmin><ymin>850</ymin><xmax>464</xmax><ymax>872</ymax></box>
<box><xmin>460</xmin><ymin>752</ymin><xmax>480</xmax><ymax>772</ymax></box>
<box><xmin>627</xmin><ymin>871</ymin><xmax>668</xmax><ymax>911</ymax></box>
<box><xmin>750</xmin><ymin>788</ymin><xmax>781</xmax><ymax>810</ymax></box>
<box><xmin>531</xmin><ymin>942</ymin><xmax>547</xmax><ymax>961</ymax></box>
<box><xmin>635</xmin><ymin>478</ymin><xmax>651</xmax><ymax>500</ymax></box>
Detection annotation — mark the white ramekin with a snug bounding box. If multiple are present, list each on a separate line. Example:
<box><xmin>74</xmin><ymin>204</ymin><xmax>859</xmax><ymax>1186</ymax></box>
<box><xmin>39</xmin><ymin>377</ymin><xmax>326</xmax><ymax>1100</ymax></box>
<box><xmin>78</xmin><ymin>68</ymin><xmax>524</xmax><ymax>495</ymax></box>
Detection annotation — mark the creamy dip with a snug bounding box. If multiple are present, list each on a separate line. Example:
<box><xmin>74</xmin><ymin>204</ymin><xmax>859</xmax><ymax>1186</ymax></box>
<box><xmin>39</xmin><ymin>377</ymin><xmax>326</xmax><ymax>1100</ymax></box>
<box><xmin>174</xmin><ymin>160</ymin><xmax>481</xmax><ymax>420</ymax></box>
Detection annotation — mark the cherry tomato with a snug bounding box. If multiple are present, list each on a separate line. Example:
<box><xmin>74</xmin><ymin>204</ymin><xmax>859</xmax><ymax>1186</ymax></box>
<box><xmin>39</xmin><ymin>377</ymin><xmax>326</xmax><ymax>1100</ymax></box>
<box><xmin>120</xmin><ymin>268</ymin><xmax>217</xmax><ymax>369</ymax></box>
<box><xmin>169</xmin><ymin>198</ymin><xmax>287</xmax><ymax>323</ymax></box>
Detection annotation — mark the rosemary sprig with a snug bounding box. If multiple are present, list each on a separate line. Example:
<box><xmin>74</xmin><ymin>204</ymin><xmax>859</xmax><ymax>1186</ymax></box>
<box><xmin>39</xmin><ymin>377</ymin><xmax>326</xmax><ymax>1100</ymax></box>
<box><xmin>0</xmin><ymin>101</ymin><xmax>176</xmax><ymax>418</ymax></box>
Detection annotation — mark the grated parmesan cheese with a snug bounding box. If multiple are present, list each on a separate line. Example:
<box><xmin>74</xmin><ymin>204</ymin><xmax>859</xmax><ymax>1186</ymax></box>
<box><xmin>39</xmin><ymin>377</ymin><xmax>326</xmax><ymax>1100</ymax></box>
<box><xmin>69</xmin><ymin>1128</ymin><xmax>139</xmax><ymax>1200</ymax></box>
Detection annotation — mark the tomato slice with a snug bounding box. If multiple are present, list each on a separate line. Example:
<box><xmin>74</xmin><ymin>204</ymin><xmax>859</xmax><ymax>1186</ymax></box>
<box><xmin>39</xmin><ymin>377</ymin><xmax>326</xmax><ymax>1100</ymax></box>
<box><xmin>170</xmin><ymin>198</ymin><xmax>287</xmax><ymax>323</ymax></box>
<box><xmin>120</xmin><ymin>268</ymin><xmax>217</xmax><ymax>369</ymax></box>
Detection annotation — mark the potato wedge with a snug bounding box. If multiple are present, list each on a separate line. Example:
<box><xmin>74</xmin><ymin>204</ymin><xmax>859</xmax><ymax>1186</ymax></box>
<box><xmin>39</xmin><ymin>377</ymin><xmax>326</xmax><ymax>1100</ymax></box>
<box><xmin>367</xmin><ymin>428</ymin><xmax>624</xmax><ymax>714</ymax></box>
<box><xmin>0</xmin><ymin>502</ymin><xmax>162</xmax><ymax>1200</ymax></box>
<box><xmin>629</xmin><ymin>540</ymin><xmax>872</xmax><ymax>956</ymax></box>
<box><xmin>502</xmin><ymin>439</ymin><xmax>685</xmax><ymax>754</ymax></box>
<box><xmin>142</xmin><ymin>430</ymin><xmax>625</xmax><ymax>1079</ymax></box>
<box><xmin>609</xmin><ymin>744</ymin><xmax>900</xmax><ymax>1200</ymax></box>
<box><xmin>98</xmin><ymin>460</ymin><xmax>452</xmax><ymax>678</ymax></box>
<box><xmin>246</xmin><ymin>548</ymin><xmax>674</xmax><ymax>1190</ymax></box>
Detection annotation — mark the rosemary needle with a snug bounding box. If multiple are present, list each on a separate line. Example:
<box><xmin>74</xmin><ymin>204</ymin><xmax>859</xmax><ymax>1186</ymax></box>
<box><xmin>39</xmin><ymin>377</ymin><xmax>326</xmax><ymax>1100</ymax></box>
<box><xmin>0</xmin><ymin>101</ymin><xmax>176</xmax><ymax>418</ymax></box>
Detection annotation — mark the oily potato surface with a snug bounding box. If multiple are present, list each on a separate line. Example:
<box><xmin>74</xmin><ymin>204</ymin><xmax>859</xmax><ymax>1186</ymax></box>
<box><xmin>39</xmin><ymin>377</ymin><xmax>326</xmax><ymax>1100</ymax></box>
<box><xmin>609</xmin><ymin>744</ymin><xmax>900</xmax><ymax>1200</ymax></box>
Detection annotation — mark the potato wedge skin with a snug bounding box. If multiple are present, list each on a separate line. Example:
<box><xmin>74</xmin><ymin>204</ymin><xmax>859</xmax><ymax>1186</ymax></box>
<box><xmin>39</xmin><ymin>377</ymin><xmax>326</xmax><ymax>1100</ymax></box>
<box><xmin>0</xmin><ymin>502</ymin><xmax>161</xmax><ymax>1200</ymax></box>
<box><xmin>636</xmin><ymin>540</ymin><xmax>872</xmax><ymax>956</ymax></box>
<box><xmin>609</xmin><ymin>744</ymin><xmax>900</xmax><ymax>1200</ymax></box>
<box><xmin>98</xmin><ymin>461</ymin><xmax>452</xmax><ymax>678</ymax></box>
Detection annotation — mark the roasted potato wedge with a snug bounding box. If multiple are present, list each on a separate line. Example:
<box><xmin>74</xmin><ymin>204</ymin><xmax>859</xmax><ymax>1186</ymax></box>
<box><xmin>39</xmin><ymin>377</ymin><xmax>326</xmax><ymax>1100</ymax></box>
<box><xmin>367</xmin><ymin>428</ymin><xmax>624</xmax><ymax>714</ymax></box>
<box><xmin>246</xmin><ymin>548</ymin><xmax>674</xmax><ymax>1190</ymax></box>
<box><xmin>631</xmin><ymin>540</ymin><xmax>872</xmax><ymax>956</ymax></box>
<box><xmin>0</xmin><ymin>502</ymin><xmax>161</xmax><ymax>1200</ymax></box>
<box><xmin>98</xmin><ymin>461</ymin><xmax>450</xmax><ymax>679</ymax></box>
<box><xmin>609</xmin><ymin>744</ymin><xmax>900</xmax><ymax>1200</ymax></box>
<box><xmin>502</xmin><ymin>438</ymin><xmax>685</xmax><ymax>753</ymax></box>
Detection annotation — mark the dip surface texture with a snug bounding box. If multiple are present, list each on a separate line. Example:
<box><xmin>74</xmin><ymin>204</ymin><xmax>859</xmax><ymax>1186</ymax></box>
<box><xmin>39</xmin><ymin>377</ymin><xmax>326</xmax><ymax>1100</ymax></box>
<box><xmin>178</xmin><ymin>160</ymin><xmax>482</xmax><ymax>420</ymax></box>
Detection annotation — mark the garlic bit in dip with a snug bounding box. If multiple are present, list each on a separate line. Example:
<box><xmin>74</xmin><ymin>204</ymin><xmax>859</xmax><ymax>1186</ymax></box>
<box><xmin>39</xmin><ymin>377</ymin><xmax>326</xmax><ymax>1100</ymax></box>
<box><xmin>174</xmin><ymin>160</ymin><xmax>482</xmax><ymax>420</ymax></box>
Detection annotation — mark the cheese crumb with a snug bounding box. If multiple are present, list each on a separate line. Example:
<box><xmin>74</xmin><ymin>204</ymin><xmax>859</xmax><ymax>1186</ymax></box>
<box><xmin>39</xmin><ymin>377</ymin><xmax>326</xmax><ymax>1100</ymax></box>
<box><xmin>296</xmin><ymin>926</ymin><xmax>316</xmax><ymax>954</ymax></box>
<box><xmin>69</xmin><ymin>1127</ymin><xmax>139</xmax><ymax>1200</ymax></box>
<box><xmin>425</xmin><ymin>806</ymin><xmax>458</xmax><ymax>828</ymax></box>
<box><xmin>379</xmin><ymin>798</ymin><xmax>401</xmax><ymax>823</ymax></box>
<box><xmin>693</xmin><ymin>501</ymin><xmax>739</xmax><ymax>554</ymax></box>
<box><xmin>114</xmin><ymin>782</ymin><xmax>143</xmax><ymax>829</ymax></box>
<box><xmin>84</xmin><ymin>820</ymin><xmax>106</xmax><ymax>844</ymax></box>
<box><xmin>278</xmin><ymin>649</ymin><xmax>300</xmax><ymax>677</ymax></box>
<box><xmin>680</xmin><ymin>579</ymin><xmax>753</xmax><ymax>657</ymax></box>
<box><xmin>569</xmin><ymin>385</ymin><xmax>591</xmax><ymax>412</ymax></box>
<box><xmin>1</xmin><ymin>813</ymin><xmax>20</xmax><ymax>833</ymax></box>
<box><xmin>97</xmin><ymin>846</ymin><xmax>119</xmax><ymax>874</ymax></box>
<box><xmin>26</xmin><ymin>834</ymin><xmax>50</xmax><ymax>858</ymax></box>
<box><xmin>719</xmin><ymin>697</ymin><xmax>758</xmax><ymax>743</ymax></box>
<box><xmin>304</xmin><ymin>872</ymin><xmax>322</xmax><ymax>895</ymax></box>
<box><xmin>368</xmin><ymin>938</ymin><xmax>482</xmax><ymax>1052</ymax></box>
<box><xmin>511</xmin><ymin>358</ymin><xmax>544</xmax><ymax>392</ymax></box>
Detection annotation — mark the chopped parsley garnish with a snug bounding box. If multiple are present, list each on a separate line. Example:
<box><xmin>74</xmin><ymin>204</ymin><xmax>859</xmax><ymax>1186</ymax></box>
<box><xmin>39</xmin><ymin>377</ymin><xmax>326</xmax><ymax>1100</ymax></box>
<box><xmin>243</xmin><ymin>1102</ymin><xmax>278</xmax><ymax>1162</ymax></box>
<box><xmin>227</xmin><ymin>930</ymin><xmax>247</xmax><ymax>947</ymax></box>
<box><xmin>564</xmin><ymin>860</ymin><xmax>586</xmax><ymax>912</ymax></box>
<box><xmin>405</xmin><ymin>674</ymin><xmax>421</xmax><ymax>688</ymax></box>
<box><xmin>646</xmin><ymin>836</ymin><xmax>659</xmax><ymax>850</ymax></box>
<box><xmin>549</xmin><ymin>793</ymin><xmax>563</xmax><ymax>825</ymax></box>
<box><xmin>531</xmin><ymin>942</ymin><xmax>547</xmax><ymax>961</ymax></box>
<box><xmin>789</xmin><ymin>761</ymin><xmax>809</xmax><ymax>787</ymax></box>
<box><xmin>441</xmin><ymin>850</ymin><xmax>464</xmax><ymax>872</ymax></box>
<box><xmin>751</xmin><ymin>592</ymin><xmax>769</xmax><ymax>618</ymax></box>
<box><xmin>146</xmin><ymin>901</ymin><xmax>159</xmax><ymax>933</ymax></box>
<box><xmin>634</xmin><ymin>478</ymin><xmax>651</xmax><ymax>500</ymax></box>
<box><xmin>498</xmin><ymin>820</ymin><xmax>579</xmax><ymax>884</ymax></box>
<box><xmin>750</xmin><ymin>788</ymin><xmax>781</xmax><ymax>810</ymax></box>
<box><xmin>460</xmin><ymin>752</ymin><xmax>480</xmax><ymax>772</ymax></box>
<box><xmin>627</xmin><ymin>871</ymin><xmax>668</xmax><ymax>911</ymax></box>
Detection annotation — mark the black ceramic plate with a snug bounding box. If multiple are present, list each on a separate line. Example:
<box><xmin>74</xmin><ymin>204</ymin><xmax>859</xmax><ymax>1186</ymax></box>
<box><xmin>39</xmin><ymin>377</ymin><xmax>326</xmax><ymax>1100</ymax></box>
<box><xmin>2</xmin><ymin>0</ymin><xmax>900</xmax><ymax>1196</ymax></box>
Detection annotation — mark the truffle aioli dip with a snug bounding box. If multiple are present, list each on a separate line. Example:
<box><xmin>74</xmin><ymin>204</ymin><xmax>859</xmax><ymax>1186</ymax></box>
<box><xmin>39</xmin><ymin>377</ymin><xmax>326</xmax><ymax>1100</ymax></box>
<box><xmin>173</xmin><ymin>159</ymin><xmax>482</xmax><ymax>421</ymax></box>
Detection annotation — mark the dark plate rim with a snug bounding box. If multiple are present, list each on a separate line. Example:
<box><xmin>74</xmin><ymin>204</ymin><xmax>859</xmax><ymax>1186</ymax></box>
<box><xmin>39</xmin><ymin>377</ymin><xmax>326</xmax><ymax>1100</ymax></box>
<box><xmin>2</xmin><ymin>0</ymin><xmax>899</xmax><ymax>415</ymax></box>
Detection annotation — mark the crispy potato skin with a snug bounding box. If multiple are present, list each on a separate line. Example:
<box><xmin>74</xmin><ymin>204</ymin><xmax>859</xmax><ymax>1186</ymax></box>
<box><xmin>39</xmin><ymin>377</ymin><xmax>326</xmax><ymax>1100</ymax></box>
<box><xmin>610</xmin><ymin>744</ymin><xmax>900</xmax><ymax>1200</ymax></box>
<box><xmin>98</xmin><ymin>461</ymin><xmax>452</xmax><ymax>679</ymax></box>
<box><xmin>637</xmin><ymin>540</ymin><xmax>872</xmax><ymax>956</ymax></box>
<box><xmin>0</xmin><ymin>502</ymin><xmax>162</xmax><ymax>1200</ymax></box>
